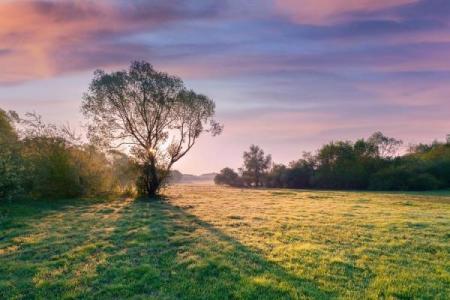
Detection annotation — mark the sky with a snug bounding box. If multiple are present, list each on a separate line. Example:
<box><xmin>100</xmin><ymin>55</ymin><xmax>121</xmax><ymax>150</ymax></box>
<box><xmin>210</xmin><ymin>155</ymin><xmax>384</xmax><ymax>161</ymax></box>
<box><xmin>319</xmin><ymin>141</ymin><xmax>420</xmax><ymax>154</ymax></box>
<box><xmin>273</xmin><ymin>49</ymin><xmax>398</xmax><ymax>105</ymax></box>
<box><xmin>0</xmin><ymin>0</ymin><xmax>449</xmax><ymax>174</ymax></box>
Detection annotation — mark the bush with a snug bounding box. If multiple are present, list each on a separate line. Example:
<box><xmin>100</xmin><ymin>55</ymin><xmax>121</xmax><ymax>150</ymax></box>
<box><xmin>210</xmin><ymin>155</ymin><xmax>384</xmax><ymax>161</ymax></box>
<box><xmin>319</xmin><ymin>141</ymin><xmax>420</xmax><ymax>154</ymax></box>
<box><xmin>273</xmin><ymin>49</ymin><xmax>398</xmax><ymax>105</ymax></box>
<box><xmin>21</xmin><ymin>137</ymin><xmax>82</xmax><ymax>198</ymax></box>
<box><xmin>0</xmin><ymin>151</ymin><xmax>24</xmax><ymax>201</ymax></box>
<box><xmin>369</xmin><ymin>164</ymin><xmax>443</xmax><ymax>191</ymax></box>
<box><xmin>407</xmin><ymin>173</ymin><xmax>443</xmax><ymax>191</ymax></box>
<box><xmin>214</xmin><ymin>168</ymin><xmax>243</xmax><ymax>187</ymax></box>
<box><xmin>1</xmin><ymin>110</ymin><xmax>143</xmax><ymax>200</ymax></box>
<box><xmin>0</xmin><ymin>109</ymin><xmax>25</xmax><ymax>201</ymax></box>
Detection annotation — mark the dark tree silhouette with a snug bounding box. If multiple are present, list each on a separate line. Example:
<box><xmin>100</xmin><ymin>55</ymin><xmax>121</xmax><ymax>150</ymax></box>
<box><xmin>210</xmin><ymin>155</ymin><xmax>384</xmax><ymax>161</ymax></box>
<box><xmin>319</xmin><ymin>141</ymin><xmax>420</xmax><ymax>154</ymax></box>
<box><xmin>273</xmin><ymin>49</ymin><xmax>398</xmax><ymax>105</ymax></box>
<box><xmin>82</xmin><ymin>61</ymin><xmax>222</xmax><ymax>197</ymax></box>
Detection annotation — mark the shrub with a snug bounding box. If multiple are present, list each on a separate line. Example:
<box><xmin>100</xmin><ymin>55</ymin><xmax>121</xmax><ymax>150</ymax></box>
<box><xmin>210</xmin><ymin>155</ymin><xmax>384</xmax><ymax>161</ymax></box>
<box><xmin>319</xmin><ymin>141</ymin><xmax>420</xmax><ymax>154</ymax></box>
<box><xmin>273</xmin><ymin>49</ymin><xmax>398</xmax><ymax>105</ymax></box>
<box><xmin>214</xmin><ymin>168</ymin><xmax>243</xmax><ymax>187</ymax></box>
<box><xmin>0</xmin><ymin>109</ymin><xmax>24</xmax><ymax>201</ymax></box>
<box><xmin>21</xmin><ymin>137</ymin><xmax>82</xmax><ymax>198</ymax></box>
<box><xmin>369</xmin><ymin>164</ymin><xmax>443</xmax><ymax>191</ymax></box>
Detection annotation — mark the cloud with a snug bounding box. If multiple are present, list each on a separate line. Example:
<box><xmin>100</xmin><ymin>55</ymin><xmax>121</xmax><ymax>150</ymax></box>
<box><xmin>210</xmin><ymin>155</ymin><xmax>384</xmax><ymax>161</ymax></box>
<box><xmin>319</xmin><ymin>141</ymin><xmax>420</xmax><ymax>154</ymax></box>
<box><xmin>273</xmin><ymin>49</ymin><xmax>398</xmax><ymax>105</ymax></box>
<box><xmin>274</xmin><ymin>0</ymin><xmax>418</xmax><ymax>25</ymax></box>
<box><xmin>160</xmin><ymin>40</ymin><xmax>450</xmax><ymax>82</ymax></box>
<box><xmin>0</xmin><ymin>0</ymin><xmax>222</xmax><ymax>84</ymax></box>
<box><xmin>1</xmin><ymin>0</ymin><xmax>449</xmax><ymax>85</ymax></box>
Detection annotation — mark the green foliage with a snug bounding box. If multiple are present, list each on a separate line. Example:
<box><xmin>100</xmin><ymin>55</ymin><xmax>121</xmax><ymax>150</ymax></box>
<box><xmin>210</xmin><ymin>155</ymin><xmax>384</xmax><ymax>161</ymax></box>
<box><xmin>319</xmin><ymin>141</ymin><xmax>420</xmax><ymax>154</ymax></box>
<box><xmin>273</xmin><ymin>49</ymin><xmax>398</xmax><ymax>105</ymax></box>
<box><xmin>21</xmin><ymin>137</ymin><xmax>82</xmax><ymax>198</ymax></box>
<box><xmin>0</xmin><ymin>107</ymin><xmax>140</xmax><ymax>201</ymax></box>
<box><xmin>369</xmin><ymin>164</ymin><xmax>443</xmax><ymax>191</ymax></box>
<box><xmin>264</xmin><ymin>164</ymin><xmax>288</xmax><ymax>188</ymax></box>
<box><xmin>82</xmin><ymin>61</ymin><xmax>221</xmax><ymax>197</ymax></box>
<box><xmin>219</xmin><ymin>133</ymin><xmax>450</xmax><ymax>191</ymax></box>
<box><xmin>241</xmin><ymin>145</ymin><xmax>272</xmax><ymax>187</ymax></box>
<box><xmin>214</xmin><ymin>167</ymin><xmax>243</xmax><ymax>187</ymax></box>
<box><xmin>264</xmin><ymin>159</ymin><xmax>316</xmax><ymax>189</ymax></box>
<box><xmin>0</xmin><ymin>109</ymin><xmax>24</xmax><ymax>201</ymax></box>
<box><xmin>313</xmin><ymin>141</ymin><xmax>368</xmax><ymax>189</ymax></box>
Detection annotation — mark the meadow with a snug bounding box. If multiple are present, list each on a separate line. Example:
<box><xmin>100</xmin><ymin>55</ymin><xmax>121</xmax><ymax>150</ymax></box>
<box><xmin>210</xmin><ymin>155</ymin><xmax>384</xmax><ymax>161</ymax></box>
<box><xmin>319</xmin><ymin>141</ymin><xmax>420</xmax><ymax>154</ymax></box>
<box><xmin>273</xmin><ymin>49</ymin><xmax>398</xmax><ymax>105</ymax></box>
<box><xmin>0</xmin><ymin>185</ymin><xmax>449</xmax><ymax>299</ymax></box>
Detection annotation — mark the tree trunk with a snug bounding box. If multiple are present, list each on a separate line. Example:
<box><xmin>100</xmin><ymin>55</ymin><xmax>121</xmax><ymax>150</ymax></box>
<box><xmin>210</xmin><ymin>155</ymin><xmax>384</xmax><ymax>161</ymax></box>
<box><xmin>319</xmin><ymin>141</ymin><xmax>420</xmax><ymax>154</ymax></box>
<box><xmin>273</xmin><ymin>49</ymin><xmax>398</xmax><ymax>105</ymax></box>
<box><xmin>146</xmin><ymin>182</ymin><xmax>159</xmax><ymax>198</ymax></box>
<box><xmin>145</xmin><ymin>158</ymin><xmax>160</xmax><ymax>199</ymax></box>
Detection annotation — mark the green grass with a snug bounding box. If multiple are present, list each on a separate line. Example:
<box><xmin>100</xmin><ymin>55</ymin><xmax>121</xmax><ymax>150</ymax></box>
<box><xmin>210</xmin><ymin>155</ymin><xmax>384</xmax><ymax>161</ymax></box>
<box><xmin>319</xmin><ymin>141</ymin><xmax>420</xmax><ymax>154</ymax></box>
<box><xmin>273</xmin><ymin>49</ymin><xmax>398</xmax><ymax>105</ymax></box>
<box><xmin>1</xmin><ymin>186</ymin><xmax>449</xmax><ymax>299</ymax></box>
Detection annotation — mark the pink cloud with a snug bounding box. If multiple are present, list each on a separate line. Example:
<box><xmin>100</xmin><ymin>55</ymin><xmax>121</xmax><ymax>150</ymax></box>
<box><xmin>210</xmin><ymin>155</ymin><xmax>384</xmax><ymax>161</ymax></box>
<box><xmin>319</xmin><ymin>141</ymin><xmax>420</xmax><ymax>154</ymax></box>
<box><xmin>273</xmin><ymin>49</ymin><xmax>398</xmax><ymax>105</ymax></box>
<box><xmin>0</xmin><ymin>1</ymin><xmax>207</xmax><ymax>84</ymax></box>
<box><xmin>162</xmin><ymin>42</ymin><xmax>450</xmax><ymax>80</ymax></box>
<box><xmin>275</xmin><ymin>0</ymin><xmax>418</xmax><ymax>25</ymax></box>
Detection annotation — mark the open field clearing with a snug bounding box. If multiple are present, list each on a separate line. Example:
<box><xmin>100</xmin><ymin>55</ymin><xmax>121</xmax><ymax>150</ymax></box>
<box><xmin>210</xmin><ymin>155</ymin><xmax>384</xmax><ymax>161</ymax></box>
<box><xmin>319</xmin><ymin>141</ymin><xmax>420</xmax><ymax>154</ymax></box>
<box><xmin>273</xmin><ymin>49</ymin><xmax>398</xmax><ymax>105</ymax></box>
<box><xmin>1</xmin><ymin>185</ymin><xmax>449</xmax><ymax>299</ymax></box>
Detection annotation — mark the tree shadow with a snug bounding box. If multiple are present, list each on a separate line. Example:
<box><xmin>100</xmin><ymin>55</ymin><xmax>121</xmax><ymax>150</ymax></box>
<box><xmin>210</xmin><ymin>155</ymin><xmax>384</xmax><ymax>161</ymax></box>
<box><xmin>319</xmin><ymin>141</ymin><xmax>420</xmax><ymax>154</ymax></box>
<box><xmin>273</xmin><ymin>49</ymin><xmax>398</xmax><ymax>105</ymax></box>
<box><xmin>0</xmin><ymin>197</ymin><xmax>127</xmax><ymax>299</ymax></box>
<box><xmin>1</xmin><ymin>196</ymin><xmax>336</xmax><ymax>299</ymax></box>
<box><xmin>88</xmin><ymin>197</ymin><xmax>336</xmax><ymax>299</ymax></box>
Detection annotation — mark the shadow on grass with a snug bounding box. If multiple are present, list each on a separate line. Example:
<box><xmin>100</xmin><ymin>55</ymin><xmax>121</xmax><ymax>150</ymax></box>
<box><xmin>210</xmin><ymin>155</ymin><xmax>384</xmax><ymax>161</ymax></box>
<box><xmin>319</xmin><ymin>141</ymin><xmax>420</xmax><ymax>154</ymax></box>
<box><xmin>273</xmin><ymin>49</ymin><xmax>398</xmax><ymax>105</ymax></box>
<box><xmin>85</xmin><ymin>197</ymin><xmax>335</xmax><ymax>299</ymax></box>
<box><xmin>0</xmin><ymin>196</ymin><xmax>335</xmax><ymax>299</ymax></box>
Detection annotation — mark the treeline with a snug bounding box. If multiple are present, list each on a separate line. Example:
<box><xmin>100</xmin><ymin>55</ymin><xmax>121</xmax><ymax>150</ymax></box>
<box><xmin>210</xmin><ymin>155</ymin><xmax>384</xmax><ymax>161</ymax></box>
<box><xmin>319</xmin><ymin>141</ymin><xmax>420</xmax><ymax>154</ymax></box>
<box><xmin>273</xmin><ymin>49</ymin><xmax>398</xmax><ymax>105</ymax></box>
<box><xmin>0</xmin><ymin>109</ymin><xmax>139</xmax><ymax>201</ymax></box>
<box><xmin>215</xmin><ymin>132</ymin><xmax>450</xmax><ymax>191</ymax></box>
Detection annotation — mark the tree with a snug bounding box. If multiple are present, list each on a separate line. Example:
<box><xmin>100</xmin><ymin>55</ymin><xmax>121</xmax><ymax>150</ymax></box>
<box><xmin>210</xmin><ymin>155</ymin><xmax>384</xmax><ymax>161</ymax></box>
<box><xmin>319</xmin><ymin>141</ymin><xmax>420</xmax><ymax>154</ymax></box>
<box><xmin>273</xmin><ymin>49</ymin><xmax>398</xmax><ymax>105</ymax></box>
<box><xmin>0</xmin><ymin>109</ymin><xmax>23</xmax><ymax>201</ymax></box>
<box><xmin>265</xmin><ymin>164</ymin><xmax>288</xmax><ymax>188</ymax></box>
<box><xmin>241</xmin><ymin>145</ymin><xmax>271</xmax><ymax>187</ymax></box>
<box><xmin>368</xmin><ymin>131</ymin><xmax>403</xmax><ymax>158</ymax></box>
<box><xmin>214</xmin><ymin>167</ymin><xmax>242</xmax><ymax>187</ymax></box>
<box><xmin>82</xmin><ymin>61</ymin><xmax>222</xmax><ymax>197</ymax></box>
<box><xmin>284</xmin><ymin>155</ymin><xmax>315</xmax><ymax>188</ymax></box>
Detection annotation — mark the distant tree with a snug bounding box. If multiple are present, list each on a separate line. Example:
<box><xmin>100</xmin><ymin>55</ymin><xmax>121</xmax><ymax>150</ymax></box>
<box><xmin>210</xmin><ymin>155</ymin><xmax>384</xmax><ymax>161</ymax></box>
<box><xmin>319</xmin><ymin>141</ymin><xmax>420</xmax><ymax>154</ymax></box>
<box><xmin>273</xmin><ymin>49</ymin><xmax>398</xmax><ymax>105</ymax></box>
<box><xmin>354</xmin><ymin>138</ymin><xmax>378</xmax><ymax>159</ymax></box>
<box><xmin>214</xmin><ymin>167</ymin><xmax>242</xmax><ymax>187</ymax></box>
<box><xmin>82</xmin><ymin>61</ymin><xmax>222</xmax><ymax>197</ymax></box>
<box><xmin>369</xmin><ymin>162</ymin><xmax>443</xmax><ymax>191</ymax></box>
<box><xmin>219</xmin><ymin>132</ymin><xmax>449</xmax><ymax>191</ymax></box>
<box><xmin>368</xmin><ymin>131</ymin><xmax>403</xmax><ymax>158</ymax></box>
<box><xmin>314</xmin><ymin>141</ymin><xmax>355</xmax><ymax>189</ymax></box>
<box><xmin>241</xmin><ymin>145</ymin><xmax>271</xmax><ymax>187</ymax></box>
<box><xmin>265</xmin><ymin>164</ymin><xmax>288</xmax><ymax>188</ymax></box>
<box><xmin>284</xmin><ymin>154</ymin><xmax>315</xmax><ymax>188</ymax></box>
<box><xmin>313</xmin><ymin>139</ymin><xmax>385</xmax><ymax>189</ymax></box>
<box><xmin>408</xmin><ymin>143</ymin><xmax>433</xmax><ymax>154</ymax></box>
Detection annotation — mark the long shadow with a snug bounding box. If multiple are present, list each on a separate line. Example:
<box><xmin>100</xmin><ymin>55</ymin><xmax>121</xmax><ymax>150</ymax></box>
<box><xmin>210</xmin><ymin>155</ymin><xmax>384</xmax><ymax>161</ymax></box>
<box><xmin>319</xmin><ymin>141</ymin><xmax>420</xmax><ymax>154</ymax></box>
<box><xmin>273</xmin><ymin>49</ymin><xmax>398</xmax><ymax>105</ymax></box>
<box><xmin>0</xmin><ymin>197</ymin><xmax>110</xmax><ymax>230</ymax></box>
<box><xmin>0</xmin><ymin>197</ymin><xmax>114</xmax><ymax>249</ymax></box>
<box><xmin>1</xmin><ymin>196</ymin><xmax>336</xmax><ymax>299</ymax></box>
<box><xmin>87</xmin><ymin>197</ymin><xmax>336</xmax><ymax>299</ymax></box>
<box><xmin>0</xmin><ymin>197</ymin><xmax>125</xmax><ymax>299</ymax></box>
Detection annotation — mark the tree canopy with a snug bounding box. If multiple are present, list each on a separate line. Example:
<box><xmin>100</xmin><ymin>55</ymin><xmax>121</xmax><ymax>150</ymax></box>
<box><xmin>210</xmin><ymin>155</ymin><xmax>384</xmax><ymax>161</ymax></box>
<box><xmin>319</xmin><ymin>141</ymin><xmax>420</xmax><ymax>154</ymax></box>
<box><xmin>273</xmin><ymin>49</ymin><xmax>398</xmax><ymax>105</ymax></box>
<box><xmin>241</xmin><ymin>145</ymin><xmax>272</xmax><ymax>187</ymax></box>
<box><xmin>216</xmin><ymin>133</ymin><xmax>450</xmax><ymax>191</ymax></box>
<box><xmin>82</xmin><ymin>61</ymin><xmax>222</xmax><ymax>196</ymax></box>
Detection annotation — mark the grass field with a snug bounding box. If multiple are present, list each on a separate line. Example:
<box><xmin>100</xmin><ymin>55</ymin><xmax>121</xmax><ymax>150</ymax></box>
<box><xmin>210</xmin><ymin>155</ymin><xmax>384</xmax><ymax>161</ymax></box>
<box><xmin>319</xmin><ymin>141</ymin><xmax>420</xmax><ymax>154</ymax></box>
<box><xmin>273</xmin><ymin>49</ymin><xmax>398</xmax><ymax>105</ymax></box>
<box><xmin>1</xmin><ymin>186</ymin><xmax>449</xmax><ymax>299</ymax></box>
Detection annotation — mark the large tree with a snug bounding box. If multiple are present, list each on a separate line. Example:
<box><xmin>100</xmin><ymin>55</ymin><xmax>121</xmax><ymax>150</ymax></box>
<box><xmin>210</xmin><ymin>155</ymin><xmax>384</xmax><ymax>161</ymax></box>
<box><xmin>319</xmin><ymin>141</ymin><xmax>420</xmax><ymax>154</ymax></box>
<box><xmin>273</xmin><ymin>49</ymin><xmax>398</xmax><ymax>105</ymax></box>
<box><xmin>82</xmin><ymin>61</ymin><xmax>222</xmax><ymax>197</ymax></box>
